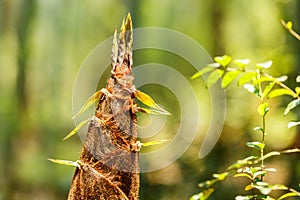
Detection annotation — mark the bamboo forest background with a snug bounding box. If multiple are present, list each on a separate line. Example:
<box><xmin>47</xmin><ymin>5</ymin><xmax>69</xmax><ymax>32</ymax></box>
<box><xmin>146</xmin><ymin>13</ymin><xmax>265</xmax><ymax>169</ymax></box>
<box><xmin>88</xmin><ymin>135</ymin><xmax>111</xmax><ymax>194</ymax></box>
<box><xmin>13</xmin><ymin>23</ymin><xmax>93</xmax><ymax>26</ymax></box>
<box><xmin>1</xmin><ymin>0</ymin><xmax>300</xmax><ymax>199</ymax></box>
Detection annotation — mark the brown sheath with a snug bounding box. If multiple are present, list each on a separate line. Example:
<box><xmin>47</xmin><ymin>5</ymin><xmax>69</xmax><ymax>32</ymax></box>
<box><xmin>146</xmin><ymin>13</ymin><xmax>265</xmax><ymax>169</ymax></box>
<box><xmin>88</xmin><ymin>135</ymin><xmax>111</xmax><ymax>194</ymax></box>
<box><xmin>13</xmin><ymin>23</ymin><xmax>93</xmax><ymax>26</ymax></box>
<box><xmin>67</xmin><ymin>13</ymin><xmax>139</xmax><ymax>200</ymax></box>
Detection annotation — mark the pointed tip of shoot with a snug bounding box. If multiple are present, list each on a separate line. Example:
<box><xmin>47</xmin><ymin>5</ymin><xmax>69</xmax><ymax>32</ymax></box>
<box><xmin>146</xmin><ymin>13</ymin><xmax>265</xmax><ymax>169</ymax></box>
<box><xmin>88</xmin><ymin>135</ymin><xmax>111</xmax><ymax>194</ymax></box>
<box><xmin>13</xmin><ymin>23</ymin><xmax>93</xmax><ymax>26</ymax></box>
<box><xmin>125</xmin><ymin>12</ymin><xmax>132</xmax><ymax>31</ymax></box>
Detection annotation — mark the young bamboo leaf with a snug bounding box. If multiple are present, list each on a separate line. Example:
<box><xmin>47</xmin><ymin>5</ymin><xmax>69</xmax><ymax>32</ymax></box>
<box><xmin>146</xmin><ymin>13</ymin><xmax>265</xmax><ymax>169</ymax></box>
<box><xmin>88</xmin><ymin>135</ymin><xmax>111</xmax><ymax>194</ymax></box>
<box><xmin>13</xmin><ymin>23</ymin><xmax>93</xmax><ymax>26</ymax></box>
<box><xmin>72</xmin><ymin>90</ymin><xmax>103</xmax><ymax>119</ymax></box>
<box><xmin>142</xmin><ymin>139</ymin><xmax>171</xmax><ymax>147</ymax></box>
<box><xmin>246</xmin><ymin>141</ymin><xmax>265</xmax><ymax>150</ymax></box>
<box><xmin>135</xmin><ymin>90</ymin><xmax>170</xmax><ymax>115</ymax></box>
<box><xmin>233</xmin><ymin>59</ymin><xmax>250</xmax><ymax>68</ymax></box>
<box><xmin>191</xmin><ymin>67</ymin><xmax>215</xmax><ymax>80</ymax></box>
<box><xmin>287</xmin><ymin>121</ymin><xmax>300</xmax><ymax>128</ymax></box>
<box><xmin>206</xmin><ymin>69</ymin><xmax>224</xmax><ymax>88</ymax></box>
<box><xmin>138</xmin><ymin>107</ymin><xmax>171</xmax><ymax>115</ymax></box>
<box><xmin>48</xmin><ymin>158</ymin><xmax>81</xmax><ymax>168</ymax></box>
<box><xmin>284</xmin><ymin>99</ymin><xmax>300</xmax><ymax>116</ymax></box>
<box><xmin>63</xmin><ymin>118</ymin><xmax>90</xmax><ymax>140</ymax></box>
<box><xmin>237</xmin><ymin>72</ymin><xmax>256</xmax><ymax>86</ymax></box>
<box><xmin>256</xmin><ymin>61</ymin><xmax>272</xmax><ymax>69</ymax></box>
<box><xmin>257</xmin><ymin>102</ymin><xmax>269</xmax><ymax>116</ymax></box>
<box><xmin>221</xmin><ymin>70</ymin><xmax>242</xmax><ymax>88</ymax></box>
<box><xmin>268</xmin><ymin>88</ymin><xmax>294</xmax><ymax>98</ymax></box>
<box><xmin>214</xmin><ymin>55</ymin><xmax>232</xmax><ymax>67</ymax></box>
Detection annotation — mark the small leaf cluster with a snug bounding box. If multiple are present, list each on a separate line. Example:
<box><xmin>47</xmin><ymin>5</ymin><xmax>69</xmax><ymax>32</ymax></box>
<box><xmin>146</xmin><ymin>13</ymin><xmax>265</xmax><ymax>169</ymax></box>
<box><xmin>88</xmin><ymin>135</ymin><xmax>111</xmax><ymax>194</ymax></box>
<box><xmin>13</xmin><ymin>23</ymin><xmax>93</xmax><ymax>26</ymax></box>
<box><xmin>192</xmin><ymin>55</ymin><xmax>300</xmax><ymax>128</ymax></box>
<box><xmin>190</xmin><ymin>55</ymin><xmax>300</xmax><ymax>200</ymax></box>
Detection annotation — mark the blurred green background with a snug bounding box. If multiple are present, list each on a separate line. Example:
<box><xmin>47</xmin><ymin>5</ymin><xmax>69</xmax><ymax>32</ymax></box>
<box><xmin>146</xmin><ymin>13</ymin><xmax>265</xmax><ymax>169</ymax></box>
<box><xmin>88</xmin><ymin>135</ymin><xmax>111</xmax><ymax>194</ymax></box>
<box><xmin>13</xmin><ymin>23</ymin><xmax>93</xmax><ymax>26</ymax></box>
<box><xmin>1</xmin><ymin>0</ymin><xmax>300</xmax><ymax>199</ymax></box>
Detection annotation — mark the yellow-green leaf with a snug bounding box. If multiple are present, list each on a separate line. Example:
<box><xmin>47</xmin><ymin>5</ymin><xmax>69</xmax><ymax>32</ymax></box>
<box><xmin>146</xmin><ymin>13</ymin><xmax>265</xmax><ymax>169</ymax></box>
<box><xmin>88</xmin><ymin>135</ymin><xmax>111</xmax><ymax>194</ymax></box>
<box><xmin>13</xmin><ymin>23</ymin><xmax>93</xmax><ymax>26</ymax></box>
<box><xmin>237</xmin><ymin>71</ymin><xmax>256</xmax><ymax>86</ymax></box>
<box><xmin>278</xmin><ymin>192</ymin><xmax>299</xmax><ymax>200</ymax></box>
<box><xmin>246</xmin><ymin>141</ymin><xmax>265</xmax><ymax>150</ymax></box>
<box><xmin>135</xmin><ymin>90</ymin><xmax>157</xmax><ymax>108</ymax></box>
<box><xmin>234</xmin><ymin>59</ymin><xmax>250</xmax><ymax>68</ymax></box>
<box><xmin>72</xmin><ymin>90</ymin><xmax>103</xmax><ymax>119</ymax></box>
<box><xmin>287</xmin><ymin>121</ymin><xmax>300</xmax><ymax>129</ymax></box>
<box><xmin>142</xmin><ymin>139</ymin><xmax>171</xmax><ymax>147</ymax></box>
<box><xmin>257</xmin><ymin>102</ymin><xmax>269</xmax><ymax>116</ymax></box>
<box><xmin>256</xmin><ymin>61</ymin><xmax>272</xmax><ymax>69</ymax></box>
<box><xmin>234</xmin><ymin>173</ymin><xmax>252</xmax><ymax>180</ymax></box>
<box><xmin>221</xmin><ymin>70</ymin><xmax>241</xmax><ymax>88</ymax></box>
<box><xmin>268</xmin><ymin>88</ymin><xmax>294</xmax><ymax>98</ymax></box>
<box><xmin>214</xmin><ymin>55</ymin><xmax>232</xmax><ymax>67</ymax></box>
<box><xmin>63</xmin><ymin>118</ymin><xmax>90</xmax><ymax>140</ymax></box>
<box><xmin>48</xmin><ymin>158</ymin><xmax>80</xmax><ymax>168</ymax></box>
<box><xmin>206</xmin><ymin>69</ymin><xmax>224</xmax><ymax>88</ymax></box>
<box><xmin>191</xmin><ymin>67</ymin><xmax>215</xmax><ymax>80</ymax></box>
<box><xmin>262</xmin><ymin>82</ymin><xmax>275</xmax><ymax>98</ymax></box>
<box><xmin>284</xmin><ymin>99</ymin><xmax>300</xmax><ymax>116</ymax></box>
<box><xmin>138</xmin><ymin>107</ymin><xmax>171</xmax><ymax>115</ymax></box>
<box><xmin>135</xmin><ymin>90</ymin><xmax>170</xmax><ymax>115</ymax></box>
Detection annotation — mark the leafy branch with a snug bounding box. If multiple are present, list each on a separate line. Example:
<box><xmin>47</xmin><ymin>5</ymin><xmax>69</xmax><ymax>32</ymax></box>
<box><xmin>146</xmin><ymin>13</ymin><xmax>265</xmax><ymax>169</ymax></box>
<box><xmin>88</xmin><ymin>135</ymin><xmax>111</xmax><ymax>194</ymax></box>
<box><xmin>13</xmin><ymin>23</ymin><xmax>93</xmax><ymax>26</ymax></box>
<box><xmin>190</xmin><ymin>55</ymin><xmax>300</xmax><ymax>200</ymax></box>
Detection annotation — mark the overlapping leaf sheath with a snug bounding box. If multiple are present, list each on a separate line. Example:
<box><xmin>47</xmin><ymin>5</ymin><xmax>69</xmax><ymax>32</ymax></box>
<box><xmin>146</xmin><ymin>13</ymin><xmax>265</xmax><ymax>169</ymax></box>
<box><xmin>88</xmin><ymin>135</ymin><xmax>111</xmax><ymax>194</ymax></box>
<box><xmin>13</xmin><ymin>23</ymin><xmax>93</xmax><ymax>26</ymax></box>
<box><xmin>68</xmin><ymin>14</ymin><xmax>139</xmax><ymax>200</ymax></box>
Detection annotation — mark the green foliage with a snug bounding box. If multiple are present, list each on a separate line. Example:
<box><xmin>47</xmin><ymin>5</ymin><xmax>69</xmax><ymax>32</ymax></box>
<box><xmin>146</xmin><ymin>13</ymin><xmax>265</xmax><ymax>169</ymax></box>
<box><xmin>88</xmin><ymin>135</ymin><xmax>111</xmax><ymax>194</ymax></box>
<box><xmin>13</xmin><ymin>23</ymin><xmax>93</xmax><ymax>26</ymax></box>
<box><xmin>191</xmin><ymin>55</ymin><xmax>300</xmax><ymax>200</ymax></box>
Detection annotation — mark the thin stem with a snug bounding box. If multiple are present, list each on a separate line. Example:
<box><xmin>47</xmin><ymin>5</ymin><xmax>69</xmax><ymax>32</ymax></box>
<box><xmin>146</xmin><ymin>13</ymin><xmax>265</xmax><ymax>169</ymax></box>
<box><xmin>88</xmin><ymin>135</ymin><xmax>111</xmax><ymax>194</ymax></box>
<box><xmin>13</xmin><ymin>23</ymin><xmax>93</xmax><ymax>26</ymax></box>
<box><xmin>281</xmin><ymin>20</ymin><xmax>300</xmax><ymax>41</ymax></box>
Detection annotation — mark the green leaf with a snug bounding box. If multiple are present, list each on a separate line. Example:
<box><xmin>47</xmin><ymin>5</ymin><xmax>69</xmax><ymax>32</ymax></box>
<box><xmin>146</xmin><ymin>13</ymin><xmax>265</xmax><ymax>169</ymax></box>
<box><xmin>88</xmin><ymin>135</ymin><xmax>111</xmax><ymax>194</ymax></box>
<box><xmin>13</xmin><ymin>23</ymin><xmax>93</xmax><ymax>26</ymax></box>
<box><xmin>268</xmin><ymin>88</ymin><xmax>294</xmax><ymax>98</ymax></box>
<box><xmin>269</xmin><ymin>184</ymin><xmax>288</xmax><ymax>190</ymax></box>
<box><xmin>227</xmin><ymin>156</ymin><xmax>256</xmax><ymax>170</ymax></box>
<box><xmin>244</xmin><ymin>184</ymin><xmax>254</xmax><ymax>191</ymax></box>
<box><xmin>138</xmin><ymin>107</ymin><xmax>171</xmax><ymax>115</ymax></box>
<box><xmin>275</xmin><ymin>75</ymin><xmax>288</xmax><ymax>82</ymax></box>
<box><xmin>296</xmin><ymin>75</ymin><xmax>300</xmax><ymax>83</ymax></box>
<box><xmin>256</xmin><ymin>61</ymin><xmax>272</xmax><ymax>69</ymax></box>
<box><xmin>190</xmin><ymin>188</ymin><xmax>214</xmax><ymax>200</ymax></box>
<box><xmin>253</xmin><ymin>171</ymin><xmax>267</xmax><ymax>179</ymax></box>
<box><xmin>284</xmin><ymin>99</ymin><xmax>300</xmax><ymax>116</ymax></box>
<box><xmin>234</xmin><ymin>173</ymin><xmax>252</xmax><ymax>180</ymax></box>
<box><xmin>214</xmin><ymin>55</ymin><xmax>232</xmax><ymax>67</ymax></box>
<box><xmin>72</xmin><ymin>90</ymin><xmax>103</xmax><ymax>119</ymax></box>
<box><xmin>135</xmin><ymin>90</ymin><xmax>170</xmax><ymax>115</ymax></box>
<box><xmin>63</xmin><ymin>118</ymin><xmax>90</xmax><ymax>140</ymax></box>
<box><xmin>191</xmin><ymin>67</ymin><xmax>215</xmax><ymax>80</ymax></box>
<box><xmin>198</xmin><ymin>179</ymin><xmax>218</xmax><ymax>188</ymax></box>
<box><xmin>262</xmin><ymin>151</ymin><xmax>280</xmax><ymax>160</ymax></box>
<box><xmin>262</xmin><ymin>82</ymin><xmax>275</xmax><ymax>98</ymax></box>
<box><xmin>237</xmin><ymin>71</ymin><xmax>256</xmax><ymax>86</ymax></box>
<box><xmin>244</xmin><ymin>84</ymin><xmax>259</xmax><ymax>96</ymax></box>
<box><xmin>212</xmin><ymin>172</ymin><xmax>229</xmax><ymax>181</ymax></box>
<box><xmin>264</xmin><ymin>168</ymin><xmax>276</xmax><ymax>172</ymax></box>
<box><xmin>253</xmin><ymin>127</ymin><xmax>263</xmax><ymax>132</ymax></box>
<box><xmin>48</xmin><ymin>158</ymin><xmax>80</xmax><ymax>168</ymax></box>
<box><xmin>142</xmin><ymin>139</ymin><xmax>171</xmax><ymax>147</ymax></box>
<box><xmin>221</xmin><ymin>70</ymin><xmax>242</xmax><ymax>88</ymax></box>
<box><xmin>278</xmin><ymin>192</ymin><xmax>299</xmax><ymax>200</ymax></box>
<box><xmin>206</xmin><ymin>69</ymin><xmax>224</xmax><ymax>88</ymax></box>
<box><xmin>259</xmin><ymin>186</ymin><xmax>272</xmax><ymax>195</ymax></box>
<box><xmin>235</xmin><ymin>195</ymin><xmax>252</xmax><ymax>200</ymax></box>
<box><xmin>246</xmin><ymin>141</ymin><xmax>265</xmax><ymax>150</ymax></box>
<box><xmin>257</xmin><ymin>102</ymin><xmax>269</xmax><ymax>116</ymax></box>
<box><xmin>234</xmin><ymin>59</ymin><xmax>250</xmax><ymax>68</ymax></box>
<box><xmin>287</xmin><ymin>121</ymin><xmax>300</xmax><ymax>128</ymax></box>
